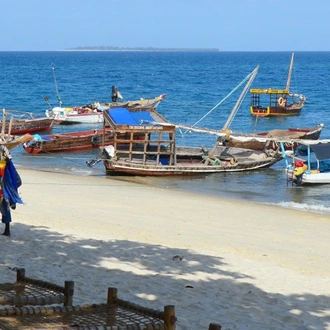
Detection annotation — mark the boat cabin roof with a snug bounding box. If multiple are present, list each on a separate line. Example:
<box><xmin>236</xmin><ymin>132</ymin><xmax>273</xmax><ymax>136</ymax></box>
<box><xmin>284</xmin><ymin>140</ymin><xmax>330</xmax><ymax>161</ymax></box>
<box><xmin>310</xmin><ymin>143</ymin><xmax>330</xmax><ymax>160</ymax></box>
<box><xmin>103</xmin><ymin>107</ymin><xmax>175</xmax><ymax>133</ymax></box>
<box><xmin>250</xmin><ymin>88</ymin><xmax>289</xmax><ymax>95</ymax></box>
<box><xmin>109</xmin><ymin>107</ymin><xmax>157</xmax><ymax>125</ymax></box>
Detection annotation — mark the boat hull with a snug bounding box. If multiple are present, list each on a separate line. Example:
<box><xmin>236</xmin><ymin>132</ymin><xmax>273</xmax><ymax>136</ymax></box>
<box><xmin>23</xmin><ymin>129</ymin><xmax>114</xmax><ymax>154</ymax></box>
<box><xmin>223</xmin><ymin>124</ymin><xmax>323</xmax><ymax>151</ymax></box>
<box><xmin>103</xmin><ymin>146</ymin><xmax>282</xmax><ymax>176</ymax></box>
<box><xmin>2</xmin><ymin>118</ymin><xmax>54</xmax><ymax>134</ymax></box>
<box><xmin>46</xmin><ymin>109</ymin><xmax>103</xmax><ymax>125</ymax></box>
<box><xmin>286</xmin><ymin>169</ymin><xmax>330</xmax><ymax>185</ymax></box>
<box><xmin>104</xmin><ymin>158</ymin><xmax>280</xmax><ymax>176</ymax></box>
<box><xmin>250</xmin><ymin>103</ymin><xmax>305</xmax><ymax>117</ymax></box>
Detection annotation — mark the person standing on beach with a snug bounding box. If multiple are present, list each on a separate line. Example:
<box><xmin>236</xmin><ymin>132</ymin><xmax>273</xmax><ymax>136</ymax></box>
<box><xmin>0</xmin><ymin>145</ymin><xmax>23</xmax><ymax>237</ymax></box>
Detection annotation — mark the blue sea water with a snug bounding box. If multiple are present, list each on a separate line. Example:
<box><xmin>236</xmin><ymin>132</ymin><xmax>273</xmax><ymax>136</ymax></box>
<box><xmin>1</xmin><ymin>51</ymin><xmax>330</xmax><ymax>214</ymax></box>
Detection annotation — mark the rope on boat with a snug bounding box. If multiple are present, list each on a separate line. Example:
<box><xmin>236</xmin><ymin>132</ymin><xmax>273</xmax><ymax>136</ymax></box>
<box><xmin>24</xmin><ymin>150</ymin><xmax>108</xmax><ymax>175</ymax></box>
<box><xmin>2</xmin><ymin>109</ymin><xmax>37</xmax><ymax>119</ymax></box>
<box><xmin>182</xmin><ymin>69</ymin><xmax>257</xmax><ymax>135</ymax></box>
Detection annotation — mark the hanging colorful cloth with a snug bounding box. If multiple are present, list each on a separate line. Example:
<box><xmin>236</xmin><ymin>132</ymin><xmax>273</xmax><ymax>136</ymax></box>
<box><xmin>2</xmin><ymin>158</ymin><xmax>23</xmax><ymax>206</ymax></box>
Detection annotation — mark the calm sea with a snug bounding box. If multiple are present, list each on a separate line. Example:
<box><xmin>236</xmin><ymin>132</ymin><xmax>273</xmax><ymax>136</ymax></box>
<box><xmin>1</xmin><ymin>51</ymin><xmax>330</xmax><ymax>214</ymax></box>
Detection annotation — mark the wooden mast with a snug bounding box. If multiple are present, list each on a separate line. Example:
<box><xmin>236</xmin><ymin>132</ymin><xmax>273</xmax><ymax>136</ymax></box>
<box><xmin>285</xmin><ymin>53</ymin><xmax>294</xmax><ymax>91</ymax></box>
<box><xmin>222</xmin><ymin>65</ymin><xmax>259</xmax><ymax>131</ymax></box>
<box><xmin>204</xmin><ymin>66</ymin><xmax>259</xmax><ymax>164</ymax></box>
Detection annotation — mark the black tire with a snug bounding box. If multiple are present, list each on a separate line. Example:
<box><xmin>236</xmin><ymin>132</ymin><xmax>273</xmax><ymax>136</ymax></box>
<box><xmin>91</xmin><ymin>135</ymin><xmax>99</xmax><ymax>146</ymax></box>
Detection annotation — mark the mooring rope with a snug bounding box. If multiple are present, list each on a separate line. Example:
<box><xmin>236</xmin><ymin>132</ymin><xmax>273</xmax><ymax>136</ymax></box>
<box><xmin>23</xmin><ymin>150</ymin><xmax>107</xmax><ymax>175</ymax></box>
<box><xmin>182</xmin><ymin>69</ymin><xmax>255</xmax><ymax>135</ymax></box>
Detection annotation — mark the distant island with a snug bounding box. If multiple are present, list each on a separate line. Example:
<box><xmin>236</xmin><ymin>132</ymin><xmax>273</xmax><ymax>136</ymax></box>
<box><xmin>65</xmin><ymin>46</ymin><xmax>219</xmax><ymax>52</ymax></box>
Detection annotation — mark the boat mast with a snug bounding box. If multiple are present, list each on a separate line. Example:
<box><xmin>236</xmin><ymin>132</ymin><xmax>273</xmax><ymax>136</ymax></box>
<box><xmin>222</xmin><ymin>65</ymin><xmax>259</xmax><ymax>131</ymax></box>
<box><xmin>52</xmin><ymin>65</ymin><xmax>62</xmax><ymax>107</ymax></box>
<box><xmin>204</xmin><ymin>66</ymin><xmax>259</xmax><ymax>164</ymax></box>
<box><xmin>285</xmin><ymin>53</ymin><xmax>294</xmax><ymax>91</ymax></box>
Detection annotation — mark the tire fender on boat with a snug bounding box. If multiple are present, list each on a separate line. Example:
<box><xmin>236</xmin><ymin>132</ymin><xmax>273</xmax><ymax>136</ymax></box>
<box><xmin>91</xmin><ymin>134</ymin><xmax>99</xmax><ymax>146</ymax></box>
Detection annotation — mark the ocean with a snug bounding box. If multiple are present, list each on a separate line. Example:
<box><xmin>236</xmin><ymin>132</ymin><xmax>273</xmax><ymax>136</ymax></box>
<box><xmin>1</xmin><ymin>51</ymin><xmax>330</xmax><ymax>214</ymax></box>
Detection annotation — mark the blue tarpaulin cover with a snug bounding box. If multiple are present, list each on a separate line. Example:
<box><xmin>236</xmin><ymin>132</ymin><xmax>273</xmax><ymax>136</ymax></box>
<box><xmin>108</xmin><ymin>108</ymin><xmax>157</xmax><ymax>125</ymax></box>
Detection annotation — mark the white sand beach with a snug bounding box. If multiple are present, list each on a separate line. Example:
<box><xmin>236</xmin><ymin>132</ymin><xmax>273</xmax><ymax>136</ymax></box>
<box><xmin>1</xmin><ymin>169</ymin><xmax>330</xmax><ymax>329</ymax></box>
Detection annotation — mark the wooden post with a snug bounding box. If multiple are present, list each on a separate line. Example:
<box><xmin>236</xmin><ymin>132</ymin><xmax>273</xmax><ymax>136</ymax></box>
<box><xmin>1</xmin><ymin>109</ymin><xmax>6</xmax><ymax>136</ymax></box>
<box><xmin>8</xmin><ymin>116</ymin><xmax>13</xmax><ymax>136</ymax></box>
<box><xmin>64</xmin><ymin>281</ymin><xmax>74</xmax><ymax>307</ymax></box>
<box><xmin>107</xmin><ymin>287</ymin><xmax>118</xmax><ymax>326</ymax></box>
<box><xmin>16</xmin><ymin>268</ymin><xmax>25</xmax><ymax>281</ymax></box>
<box><xmin>107</xmin><ymin>287</ymin><xmax>118</xmax><ymax>303</ymax></box>
<box><xmin>15</xmin><ymin>268</ymin><xmax>26</xmax><ymax>307</ymax></box>
<box><xmin>164</xmin><ymin>305</ymin><xmax>176</xmax><ymax>330</ymax></box>
<box><xmin>208</xmin><ymin>323</ymin><xmax>221</xmax><ymax>330</ymax></box>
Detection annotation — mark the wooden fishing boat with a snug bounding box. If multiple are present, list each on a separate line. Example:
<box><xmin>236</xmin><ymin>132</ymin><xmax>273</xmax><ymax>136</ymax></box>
<box><xmin>22</xmin><ymin>129</ymin><xmax>115</xmax><ymax>154</ymax></box>
<box><xmin>94</xmin><ymin>142</ymin><xmax>282</xmax><ymax>176</ymax></box>
<box><xmin>281</xmin><ymin>139</ymin><xmax>330</xmax><ymax>185</ymax></box>
<box><xmin>99</xmin><ymin>93</ymin><xmax>166</xmax><ymax>111</ymax></box>
<box><xmin>250</xmin><ymin>53</ymin><xmax>306</xmax><ymax>117</ymax></box>
<box><xmin>218</xmin><ymin>124</ymin><xmax>323</xmax><ymax>151</ymax></box>
<box><xmin>171</xmin><ymin>123</ymin><xmax>323</xmax><ymax>152</ymax></box>
<box><xmin>1</xmin><ymin>109</ymin><xmax>54</xmax><ymax>134</ymax></box>
<box><xmin>87</xmin><ymin>66</ymin><xmax>283</xmax><ymax>176</ymax></box>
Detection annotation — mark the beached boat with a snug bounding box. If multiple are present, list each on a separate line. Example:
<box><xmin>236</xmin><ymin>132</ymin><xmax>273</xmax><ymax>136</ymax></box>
<box><xmin>87</xmin><ymin>66</ymin><xmax>283</xmax><ymax>176</ymax></box>
<box><xmin>22</xmin><ymin>129</ymin><xmax>115</xmax><ymax>154</ymax></box>
<box><xmin>250</xmin><ymin>53</ymin><xmax>306</xmax><ymax>117</ymax></box>
<box><xmin>281</xmin><ymin>139</ymin><xmax>330</xmax><ymax>185</ymax></box>
<box><xmin>218</xmin><ymin>124</ymin><xmax>323</xmax><ymax>151</ymax></box>
<box><xmin>1</xmin><ymin>109</ymin><xmax>54</xmax><ymax>134</ymax></box>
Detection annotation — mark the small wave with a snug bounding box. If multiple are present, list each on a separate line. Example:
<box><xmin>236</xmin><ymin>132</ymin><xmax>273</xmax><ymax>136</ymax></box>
<box><xmin>271</xmin><ymin>201</ymin><xmax>330</xmax><ymax>215</ymax></box>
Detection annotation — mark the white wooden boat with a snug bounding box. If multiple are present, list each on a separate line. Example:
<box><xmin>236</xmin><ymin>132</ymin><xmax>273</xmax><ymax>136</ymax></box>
<box><xmin>45</xmin><ymin>106</ymin><xmax>103</xmax><ymax>124</ymax></box>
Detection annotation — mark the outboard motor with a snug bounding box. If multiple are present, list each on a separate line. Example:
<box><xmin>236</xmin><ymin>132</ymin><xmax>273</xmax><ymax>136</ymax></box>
<box><xmin>86</xmin><ymin>156</ymin><xmax>102</xmax><ymax>168</ymax></box>
<box><xmin>86</xmin><ymin>146</ymin><xmax>115</xmax><ymax>167</ymax></box>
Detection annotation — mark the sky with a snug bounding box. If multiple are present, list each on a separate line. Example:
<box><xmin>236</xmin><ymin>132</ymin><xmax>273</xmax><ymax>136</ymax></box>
<box><xmin>1</xmin><ymin>0</ymin><xmax>330</xmax><ymax>51</ymax></box>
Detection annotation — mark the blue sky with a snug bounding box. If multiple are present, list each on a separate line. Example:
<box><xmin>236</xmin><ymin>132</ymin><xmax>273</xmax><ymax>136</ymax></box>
<box><xmin>1</xmin><ymin>0</ymin><xmax>329</xmax><ymax>51</ymax></box>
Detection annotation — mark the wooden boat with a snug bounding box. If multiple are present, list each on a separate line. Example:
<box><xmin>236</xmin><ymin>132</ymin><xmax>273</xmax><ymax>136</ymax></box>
<box><xmin>218</xmin><ymin>124</ymin><xmax>323</xmax><ymax>151</ymax></box>
<box><xmin>281</xmin><ymin>139</ymin><xmax>330</xmax><ymax>185</ymax></box>
<box><xmin>45</xmin><ymin>94</ymin><xmax>166</xmax><ymax>125</ymax></box>
<box><xmin>250</xmin><ymin>53</ymin><xmax>306</xmax><ymax>117</ymax></box>
<box><xmin>87</xmin><ymin>66</ymin><xmax>283</xmax><ymax>176</ymax></box>
<box><xmin>99</xmin><ymin>94</ymin><xmax>166</xmax><ymax>111</ymax></box>
<box><xmin>22</xmin><ymin>129</ymin><xmax>115</xmax><ymax>154</ymax></box>
<box><xmin>1</xmin><ymin>109</ymin><xmax>53</xmax><ymax>134</ymax></box>
<box><xmin>45</xmin><ymin>105</ymin><xmax>103</xmax><ymax>124</ymax></box>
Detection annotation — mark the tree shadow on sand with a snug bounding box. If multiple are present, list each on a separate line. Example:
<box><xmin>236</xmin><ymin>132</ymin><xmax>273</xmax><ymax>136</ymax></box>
<box><xmin>1</xmin><ymin>223</ymin><xmax>329</xmax><ymax>330</ymax></box>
